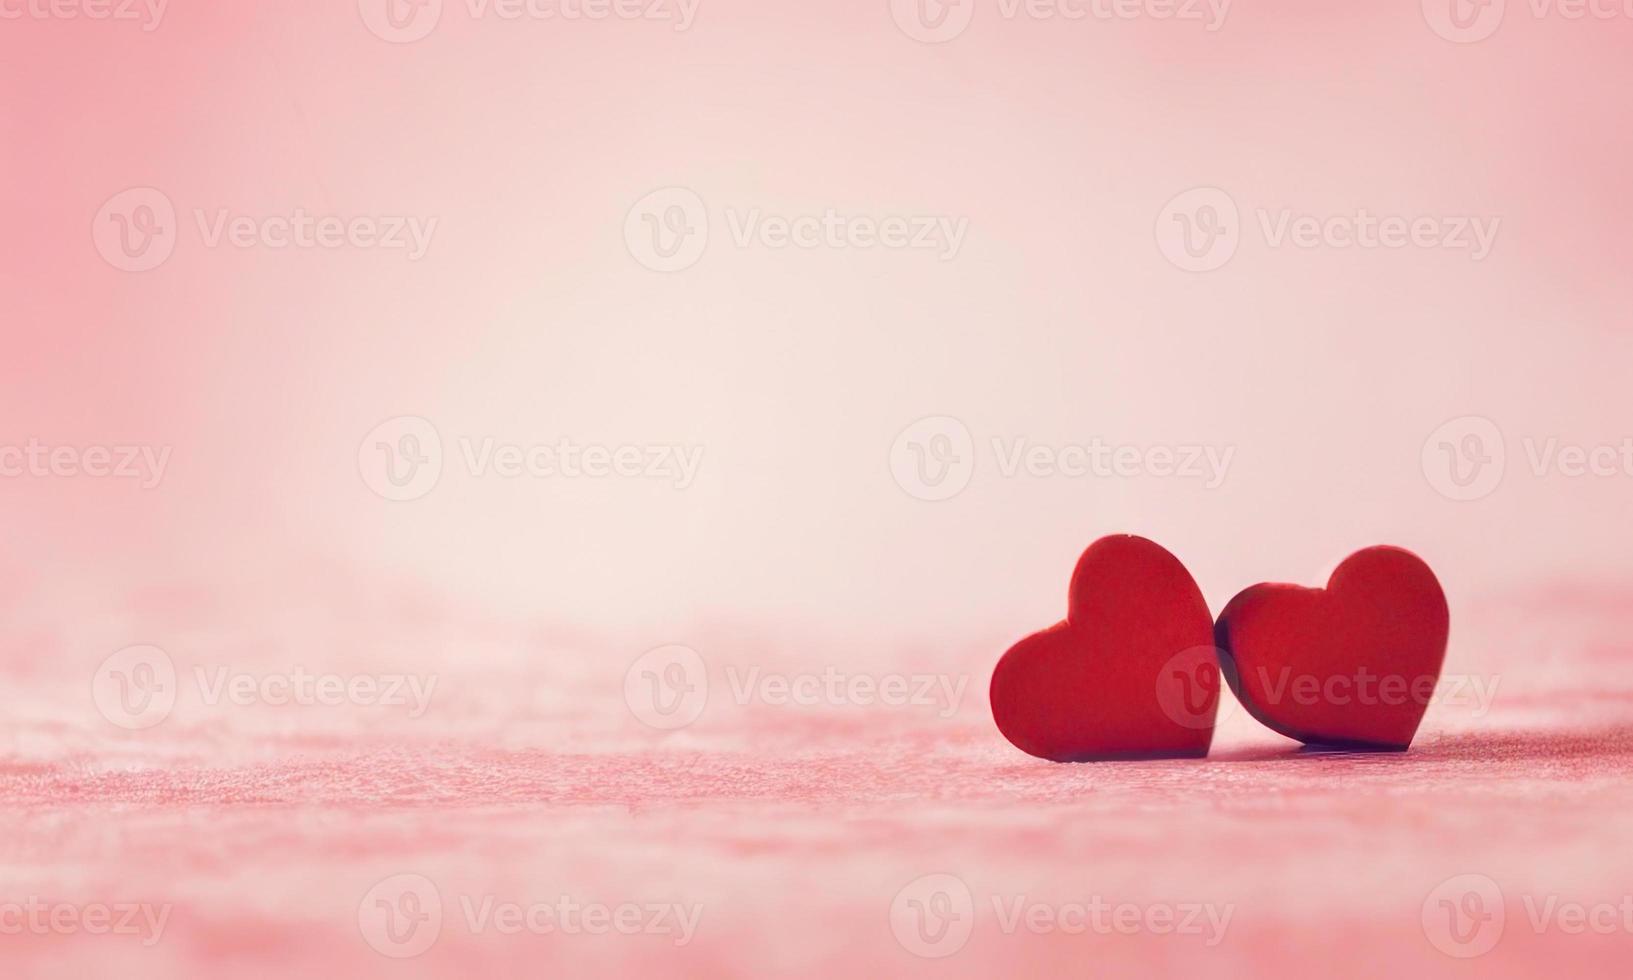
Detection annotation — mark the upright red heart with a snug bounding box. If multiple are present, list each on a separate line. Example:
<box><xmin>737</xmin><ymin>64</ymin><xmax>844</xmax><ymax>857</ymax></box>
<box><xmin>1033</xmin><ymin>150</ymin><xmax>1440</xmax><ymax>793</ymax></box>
<box><xmin>1214</xmin><ymin>546</ymin><xmax>1449</xmax><ymax>751</ymax></box>
<box><xmin>991</xmin><ymin>535</ymin><xmax>1219</xmax><ymax>762</ymax></box>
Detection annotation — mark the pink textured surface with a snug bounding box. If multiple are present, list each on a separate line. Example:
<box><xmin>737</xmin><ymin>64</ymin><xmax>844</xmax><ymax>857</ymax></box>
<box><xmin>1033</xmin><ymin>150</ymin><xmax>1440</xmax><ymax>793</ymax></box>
<box><xmin>3</xmin><ymin>590</ymin><xmax>1631</xmax><ymax>978</ymax></box>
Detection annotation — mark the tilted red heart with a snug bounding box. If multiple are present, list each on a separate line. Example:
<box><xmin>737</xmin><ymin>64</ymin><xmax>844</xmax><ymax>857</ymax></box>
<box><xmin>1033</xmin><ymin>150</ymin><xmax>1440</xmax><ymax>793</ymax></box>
<box><xmin>1214</xmin><ymin>546</ymin><xmax>1450</xmax><ymax>751</ymax></box>
<box><xmin>990</xmin><ymin>535</ymin><xmax>1219</xmax><ymax>762</ymax></box>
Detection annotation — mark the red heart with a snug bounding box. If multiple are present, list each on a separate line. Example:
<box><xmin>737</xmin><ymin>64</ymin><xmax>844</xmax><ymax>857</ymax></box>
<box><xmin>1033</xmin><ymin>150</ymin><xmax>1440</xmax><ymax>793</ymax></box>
<box><xmin>990</xmin><ymin>535</ymin><xmax>1219</xmax><ymax>762</ymax></box>
<box><xmin>1215</xmin><ymin>546</ymin><xmax>1450</xmax><ymax>751</ymax></box>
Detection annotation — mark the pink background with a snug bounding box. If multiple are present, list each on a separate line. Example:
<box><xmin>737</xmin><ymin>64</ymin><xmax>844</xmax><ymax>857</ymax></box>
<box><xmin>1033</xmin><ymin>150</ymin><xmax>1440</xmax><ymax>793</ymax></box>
<box><xmin>4</xmin><ymin>1</ymin><xmax>1632</xmax><ymax>976</ymax></box>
